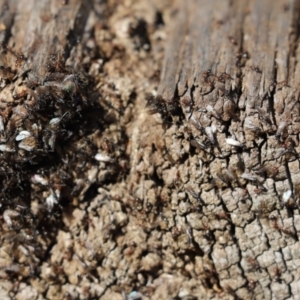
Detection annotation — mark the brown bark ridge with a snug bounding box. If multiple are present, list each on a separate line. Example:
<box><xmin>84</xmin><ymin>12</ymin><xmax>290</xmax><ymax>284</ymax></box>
<box><xmin>0</xmin><ymin>0</ymin><xmax>300</xmax><ymax>299</ymax></box>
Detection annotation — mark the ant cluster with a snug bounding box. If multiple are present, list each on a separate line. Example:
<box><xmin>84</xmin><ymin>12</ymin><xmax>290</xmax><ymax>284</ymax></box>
<box><xmin>201</xmin><ymin>69</ymin><xmax>233</xmax><ymax>90</ymax></box>
<box><xmin>0</xmin><ymin>47</ymin><xmax>104</xmax><ymax>277</ymax></box>
<box><xmin>145</xmin><ymin>94</ymin><xmax>173</xmax><ymax>122</ymax></box>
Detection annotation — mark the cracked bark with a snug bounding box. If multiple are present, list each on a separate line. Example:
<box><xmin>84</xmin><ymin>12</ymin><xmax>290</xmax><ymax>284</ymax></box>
<box><xmin>154</xmin><ymin>0</ymin><xmax>300</xmax><ymax>299</ymax></box>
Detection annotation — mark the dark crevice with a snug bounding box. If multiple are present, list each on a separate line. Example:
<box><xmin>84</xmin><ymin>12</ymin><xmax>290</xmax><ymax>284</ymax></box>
<box><xmin>64</xmin><ymin>1</ymin><xmax>92</xmax><ymax>59</ymax></box>
<box><xmin>288</xmin><ymin>0</ymin><xmax>300</xmax><ymax>79</ymax></box>
<box><xmin>0</xmin><ymin>6</ymin><xmax>15</xmax><ymax>47</ymax></box>
<box><xmin>284</xmin><ymin>161</ymin><xmax>294</xmax><ymax>194</ymax></box>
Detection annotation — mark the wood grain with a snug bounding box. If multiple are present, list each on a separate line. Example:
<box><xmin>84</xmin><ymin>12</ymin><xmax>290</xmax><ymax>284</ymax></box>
<box><xmin>157</xmin><ymin>0</ymin><xmax>300</xmax><ymax>299</ymax></box>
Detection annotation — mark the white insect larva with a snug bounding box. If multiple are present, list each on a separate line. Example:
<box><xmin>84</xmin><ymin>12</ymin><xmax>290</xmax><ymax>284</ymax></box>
<box><xmin>225</xmin><ymin>138</ymin><xmax>244</xmax><ymax>148</ymax></box>
<box><xmin>126</xmin><ymin>291</ymin><xmax>143</xmax><ymax>300</ymax></box>
<box><xmin>54</xmin><ymin>188</ymin><xmax>61</xmax><ymax>199</ymax></box>
<box><xmin>206</xmin><ymin>105</ymin><xmax>214</xmax><ymax>113</ymax></box>
<box><xmin>275</xmin><ymin>121</ymin><xmax>286</xmax><ymax>140</ymax></box>
<box><xmin>95</xmin><ymin>153</ymin><xmax>115</xmax><ymax>163</ymax></box>
<box><xmin>49</xmin><ymin>111</ymin><xmax>69</xmax><ymax>126</ymax></box>
<box><xmin>0</xmin><ymin>144</ymin><xmax>15</xmax><ymax>152</ymax></box>
<box><xmin>282</xmin><ymin>190</ymin><xmax>292</xmax><ymax>203</ymax></box>
<box><xmin>49</xmin><ymin>117</ymin><xmax>61</xmax><ymax>125</ymax></box>
<box><xmin>46</xmin><ymin>191</ymin><xmax>58</xmax><ymax>212</ymax></box>
<box><xmin>205</xmin><ymin>125</ymin><xmax>216</xmax><ymax>145</ymax></box>
<box><xmin>48</xmin><ymin>133</ymin><xmax>56</xmax><ymax>150</ymax></box>
<box><xmin>31</xmin><ymin>174</ymin><xmax>49</xmax><ymax>186</ymax></box>
<box><xmin>3</xmin><ymin>209</ymin><xmax>19</xmax><ymax>228</ymax></box>
<box><xmin>0</xmin><ymin>116</ymin><xmax>4</xmax><ymax>132</ymax></box>
<box><xmin>16</xmin><ymin>130</ymin><xmax>31</xmax><ymax>141</ymax></box>
<box><xmin>31</xmin><ymin>123</ymin><xmax>39</xmax><ymax>136</ymax></box>
<box><xmin>199</xmin><ymin>158</ymin><xmax>203</xmax><ymax>175</ymax></box>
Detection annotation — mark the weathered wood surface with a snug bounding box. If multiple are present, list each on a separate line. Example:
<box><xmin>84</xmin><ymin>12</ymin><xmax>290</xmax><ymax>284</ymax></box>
<box><xmin>155</xmin><ymin>0</ymin><xmax>300</xmax><ymax>299</ymax></box>
<box><xmin>0</xmin><ymin>0</ymin><xmax>87</xmax><ymax>65</ymax></box>
<box><xmin>0</xmin><ymin>0</ymin><xmax>300</xmax><ymax>299</ymax></box>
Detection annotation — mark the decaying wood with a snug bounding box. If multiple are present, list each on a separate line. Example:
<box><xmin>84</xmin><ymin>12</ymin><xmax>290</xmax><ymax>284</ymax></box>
<box><xmin>155</xmin><ymin>0</ymin><xmax>300</xmax><ymax>299</ymax></box>
<box><xmin>1</xmin><ymin>0</ymin><xmax>88</xmax><ymax>66</ymax></box>
<box><xmin>0</xmin><ymin>0</ymin><xmax>300</xmax><ymax>299</ymax></box>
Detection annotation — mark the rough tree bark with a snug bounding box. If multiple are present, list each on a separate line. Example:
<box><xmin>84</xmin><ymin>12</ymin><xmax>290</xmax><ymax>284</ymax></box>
<box><xmin>154</xmin><ymin>0</ymin><xmax>300</xmax><ymax>299</ymax></box>
<box><xmin>0</xmin><ymin>0</ymin><xmax>299</xmax><ymax>300</ymax></box>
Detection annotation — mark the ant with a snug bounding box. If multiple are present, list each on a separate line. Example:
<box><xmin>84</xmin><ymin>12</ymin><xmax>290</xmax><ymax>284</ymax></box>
<box><xmin>13</xmin><ymin>89</ymin><xmax>28</xmax><ymax>100</ymax></box>
<box><xmin>235</xmin><ymin>50</ymin><xmax>249</xmax><ymax>66</ymax></box>
<box><xmin>46</xmin><ymin>52</ymin><xmax>66</xmax><ymax>73</ymax></box>
<box><xmin>5</xmin><ymin>47</ymin><xmax>26</xmax><ymax>68</ymax></box>
<box><xmin>253</xmin><ymin>186</ymin><xmax>268</xmax><ymax>194</ymax></box>
<box><xmin>123</xmin><ymin>242</ymin><xmax>136</xmax><ymax>256</ymax></box>
<box><xmin>213</xmin><ymin>211</ymin><xmax>231</xmax><ymax>222</ymax></box>
<box><xmin>246</xmin><ymin>256</ymin><xmax>262</xmax><ymax>272</ymax></box>
<box><xmin>247</xmin><ymin>279</ymin><xmax>257</xmax><ymax>291</ymax></box>
<box><xmin>171</xmin><ymin>226</ymin><xmax>181</xmax><ymax>239</ymax></box>
<box><xmin>250</xmin><ymin>66</ymin><xmax>262</xmax><ymax>73</ymax></box>
<box><xmin>202</xmin><ymin>69</ymin><xmax>216</xmax><ymax>88</ymax></box>
<box><xmin>270</xmin><ymin>216</ymin><xmax>296</xmax><ymax>238</ymax></box>
<box><xmin>203</xmin><ymin>223</ymin><xmax>214</xmax><ymax>240</ymax></box>
<box><xmin>218</xmin><ymin>72</ymin><xmax>233</xmax><ymax>83</ymax></box>
<box><xmin>273</xmin><ymin>267</ymin><xmax>282</xmax><ymax>282</ymax></box>
<box><xmin>228</xmin><ymin>36</ymin><xmax>237</xmax><ymax>45</ymax></box>
<box><xmin>276</xmin><ymin>80</ymin><xmax>289</xmax><ymax>89</ymax></box>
